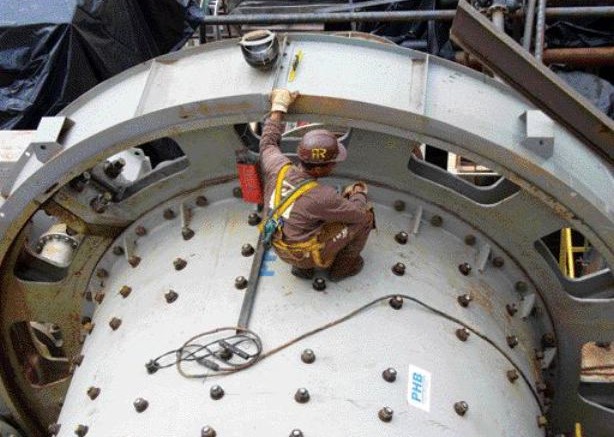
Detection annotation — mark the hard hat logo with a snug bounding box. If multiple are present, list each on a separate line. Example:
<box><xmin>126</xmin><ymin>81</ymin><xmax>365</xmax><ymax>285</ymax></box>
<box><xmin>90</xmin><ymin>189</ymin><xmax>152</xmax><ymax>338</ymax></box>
<box><xmin>297</xmin><ymin>129</ymin><xmax>347</xmax><ymax>164</ymax></box>
<box><xmin>311</xmin><ymin>148</ymin><xmax>327</xmax><ymax>160</ymax></box>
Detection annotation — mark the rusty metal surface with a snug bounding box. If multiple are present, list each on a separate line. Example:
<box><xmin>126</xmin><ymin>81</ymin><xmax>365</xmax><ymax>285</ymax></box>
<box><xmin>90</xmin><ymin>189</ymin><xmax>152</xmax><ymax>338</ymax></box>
<box><xmin>543</xmin><ymin>47</ymin><xmax>614</xmax><ymax>66</ymax></box>
<box><xmin>450</xmin><ymin>0</ymin><xmax>614</xmax><ymax>162</ymax></box>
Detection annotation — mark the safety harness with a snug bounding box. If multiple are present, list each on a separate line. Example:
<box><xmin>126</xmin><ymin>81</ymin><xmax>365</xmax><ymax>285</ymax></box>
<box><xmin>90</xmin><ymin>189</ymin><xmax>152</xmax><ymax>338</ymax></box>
<box><xmin>261</xmin><ymin>164</ymin><xmax>330</xmax><ymax>266</ymax></box>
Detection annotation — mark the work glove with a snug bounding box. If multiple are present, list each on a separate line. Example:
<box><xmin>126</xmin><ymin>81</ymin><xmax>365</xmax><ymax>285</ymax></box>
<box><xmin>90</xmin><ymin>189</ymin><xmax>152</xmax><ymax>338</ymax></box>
<box><xmin>270</xmin><ymin>89</ymin><xmax>299</xmax><ymax>113</ymax></box>
<box><xmin>343</xmin><ymin>181</ymin><xmax>368</xmax><ymax>198</ymax></box>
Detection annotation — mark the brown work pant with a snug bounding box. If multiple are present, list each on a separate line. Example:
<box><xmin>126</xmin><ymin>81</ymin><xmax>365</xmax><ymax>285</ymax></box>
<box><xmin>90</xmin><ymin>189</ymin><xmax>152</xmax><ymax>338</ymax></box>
<box><xmin>275</xmin><ymin>212</ymin><xmax>373</xmax><ymax>270</ymax></box>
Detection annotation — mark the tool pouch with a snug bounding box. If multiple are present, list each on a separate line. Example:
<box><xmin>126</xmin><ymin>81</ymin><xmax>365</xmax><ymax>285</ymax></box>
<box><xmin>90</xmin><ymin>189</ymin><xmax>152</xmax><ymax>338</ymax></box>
<box><xmin>236</xmin><ymin>149</ymin><xmax>264</xmax><ymax>204</ymax></box>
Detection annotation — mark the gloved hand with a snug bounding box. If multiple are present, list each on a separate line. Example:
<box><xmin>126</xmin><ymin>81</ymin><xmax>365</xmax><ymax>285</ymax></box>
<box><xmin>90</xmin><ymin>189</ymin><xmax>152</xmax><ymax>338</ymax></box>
<box><xmin>270</xmin><ymin>89</ymin><xmax>299</xmax><ymax>113</ymax></box>
<box><xmin>343</xmin><ymin>181</ymin><xmax>368</xmax><ymax>198</ymax></box>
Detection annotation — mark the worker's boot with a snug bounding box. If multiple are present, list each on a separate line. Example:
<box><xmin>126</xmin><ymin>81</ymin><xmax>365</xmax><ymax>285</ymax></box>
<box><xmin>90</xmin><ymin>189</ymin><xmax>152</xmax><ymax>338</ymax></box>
<box><xmin>291</xmin><ymin>266</ymin><xmax>315</xmax><ymax>280</ymax></box>
<box><xmin>329</xmin><ymin>255</ymin><xmax>364</xmax><ymax>282</ymax></box>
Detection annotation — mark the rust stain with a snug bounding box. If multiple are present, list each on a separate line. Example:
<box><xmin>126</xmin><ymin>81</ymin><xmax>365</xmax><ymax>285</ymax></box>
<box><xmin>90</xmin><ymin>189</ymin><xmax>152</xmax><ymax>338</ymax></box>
<box><xmin>466</xmin><ymin>279</ymin><xmax>495</xmax><ymax>314</ymax></box>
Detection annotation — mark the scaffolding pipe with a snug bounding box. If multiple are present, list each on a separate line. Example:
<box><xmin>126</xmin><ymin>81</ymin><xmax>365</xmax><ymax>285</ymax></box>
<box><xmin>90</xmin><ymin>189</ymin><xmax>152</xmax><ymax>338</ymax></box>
<box><xmin>535</xmin><ymin>0</ymin><xmax>548</xmax><ymax>61</ymax></box>
<box><xmin>199</xmin><ymin>7</ymin><xmax>614</xmax><ymax>25</ymax></box>
<box><xmin>522</xmin><ymin>0</ymin><xmax>538</xmax><ymax>51</ymax></box>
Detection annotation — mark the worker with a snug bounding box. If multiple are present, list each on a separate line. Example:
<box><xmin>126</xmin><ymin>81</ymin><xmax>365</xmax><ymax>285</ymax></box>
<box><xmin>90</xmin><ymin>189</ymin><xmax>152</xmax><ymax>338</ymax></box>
<box><xmin>259</xmin><ymin>89</ymin><xmax>374</xmax><ymax>281</ymax></box>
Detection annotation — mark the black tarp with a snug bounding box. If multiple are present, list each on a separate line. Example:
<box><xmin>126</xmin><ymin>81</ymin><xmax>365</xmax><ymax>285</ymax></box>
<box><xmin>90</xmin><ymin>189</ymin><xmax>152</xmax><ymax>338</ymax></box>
<box><xmin>0</xmin><ymin>0</ymin><xmax>202</xmax><ymax>129</ymax></box>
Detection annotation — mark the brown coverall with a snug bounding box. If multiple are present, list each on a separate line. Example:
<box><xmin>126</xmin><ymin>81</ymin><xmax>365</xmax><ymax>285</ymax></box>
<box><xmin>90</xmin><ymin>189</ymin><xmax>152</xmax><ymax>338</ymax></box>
<box><xmin>259</xmin><ymin>118</ymin><xmax>373</xmax><ymax>269</ymax></box>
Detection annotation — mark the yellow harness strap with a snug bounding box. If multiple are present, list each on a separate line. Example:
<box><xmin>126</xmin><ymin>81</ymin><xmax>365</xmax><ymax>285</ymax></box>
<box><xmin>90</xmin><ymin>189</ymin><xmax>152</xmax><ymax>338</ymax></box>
<box><xmin>272</xmin><ymin>164</ymin><xmax>317</xmax><ymax>220</ymax></box>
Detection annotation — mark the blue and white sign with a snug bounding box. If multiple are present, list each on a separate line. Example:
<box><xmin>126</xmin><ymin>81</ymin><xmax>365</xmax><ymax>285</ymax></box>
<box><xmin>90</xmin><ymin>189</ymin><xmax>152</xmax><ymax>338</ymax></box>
<box><xmin>407</xmin><ymin>364</ymin><xmax>432</xmax><ymax>412</ymax></box>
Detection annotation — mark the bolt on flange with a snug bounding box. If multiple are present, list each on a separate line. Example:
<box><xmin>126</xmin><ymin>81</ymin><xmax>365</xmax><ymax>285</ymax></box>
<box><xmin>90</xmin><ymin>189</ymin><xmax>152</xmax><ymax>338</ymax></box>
<box><xmin>506</xmin><ymin>335</ymin><xmax>519</xmax><ymax>348</ymax></box>
<box><xmin>393</xmin><ymin>200</ymin><xmax>405</xmax><ymax>211</ymax></box>
<box><xmin>430</xmin><ymin>215</ymin><xmax>443</xmax><ymax>226</ymax></box>
<box><xmin>456</xmin><ymin>328</ymin><xmax>470</xmax><ymax>342</ymax></box>
<box><xmin>382</xmin><ymin>368</ymin><xmax>397</xmax><ymax>382</ymax></box>
<box><xmin>109</xmin><ymin>317</ymin><xmax>122</xmax><ymax>331</ymax></box>
<box><xmin>312</xmin><ymin>277</ymin><xmax>326</xmax><ymax>291</ymax></box>
<box><xmin>235</xmin><ymin>276</ymin><xmax>248</xmax><ymax>289</ymax></box>
<box><xmin>464</xmin><ymin>234</ymin><xmax>476</xmax><ymax>246</ymax></box>
<box><xmin>182</xmin><ymin>227</ymin><xmax>195</xmax><ymax>240</ymax></box>
<box><xmin>241</xmin><ymin>243</ymin><xmax>255</xmax><ymax>257</ymax></box>
<box><xmin>289</xmin><ymin>430</ymin><xmax>304</xmax><ymax>437</ymax></box>
<box><xmin>87</xmin><ymin>386</ymin><xmax>100</xmax><ymax>400</ymax></box>
<box><xmin>394</xmin><ymin>231</ymin><xmax>408</xmax><ymax>244</ymax></box>
<box><xmin>492</xmin><ymin>256</ymin><xmax>504</xmax><ymax>268</ymax></box>
<box><xmin>458</xmin><ymin>263</ymin><xmax>472</xmax><ymax>276</ymax></box>
<box><xmin>301</xmin><ymin>349</ymin><xmax>316</xmax><ymax>364</ymax></box>
<box><xmin>454</xmin><ymin>401</ymin><xmax>469</xmax><ymax>416</ymax></box>
<box><xmin>174</xmin><ymin>258</ymin><xmax>187</xmax><ymax>271</ymax></box>
<box><xmin>247</xmin><ymin>212</ymin><xmax>261</xmax><ymax>226</ymax></box>
<box><xmin>457</xmin><ymin>294</ymin><xmax>472</xmax><ymax>307</ymax></box>
<box><xmin>128</xmin><ymin>255</ymin><xmax>141</xmax><ymax>268</ymax></box>
<box><xmin>201</xmin><ymin>426</ymin><xmax>217</xmax><ymax>437</ymax></box>
<box><xmin>119</xmin><ymin>285</ymin><xmax>132</xmax><ymax>298</ymax></box>
<box><xmin>74</xmin><ymin>424</ymin><xmax>89</xmax><ymax>436</ymax></box>
<box><xmin>163</xmin><ymin>208</ymin><xmax>176</xmax><ymax>220</ymax></box>
<box><xmin>506</xmin><ymin>369</ymin><xmax>519</xmax><ymax>383</ymax></box>
<box><xmin>389</xmin><ymin>295</ymin><xmax>404</xmax><ymax>310</ymax></box>
<box><xmin>135</xmin><ymin>225</ymin><xmax>147</xmax><ymax>237</ymax></box>
<box><xmin>378</xmin><ymin>406</ymin><xmax>394</xmax><ymax>422</ymax></box>
<box><xmin>133</xmin><ymin>397</ymin><xmax>149</xmax><ymax>413</ymax></box>
<box><xmin>391</xmin><ymin>262</ymin><xmax>405</xmax><ymax>276</ymax></box>
<box><xmin>165</xmin><ymin>290</ymin><xmax>179</xmax><ymax>303</ymax></box>
<box><xmin>196</xmin><ymin>196</ymin><xmax>208</xmax><ymax>207</ymax></box>
<box><xmin>506</xmin><ymin>303</ymin><xmax>518</xmax><ymax>316</ymax></box>
<box><xmin>210</xmin><ymin>385</ymin><xmax>225</xmax><ymax>400</ymax></box>
<box><xmin>294</xmin><ymin>388</ymin><xmax>310</xmax><ymax>403</ymax></box>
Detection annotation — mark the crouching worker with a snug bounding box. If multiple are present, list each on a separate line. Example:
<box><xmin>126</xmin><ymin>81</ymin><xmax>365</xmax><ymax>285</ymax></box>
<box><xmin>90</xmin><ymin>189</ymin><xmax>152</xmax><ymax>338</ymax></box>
<box><xmin>259</xmin><ymin>89</ymin><xmax>374</xmax><ymax>282</ymax></box>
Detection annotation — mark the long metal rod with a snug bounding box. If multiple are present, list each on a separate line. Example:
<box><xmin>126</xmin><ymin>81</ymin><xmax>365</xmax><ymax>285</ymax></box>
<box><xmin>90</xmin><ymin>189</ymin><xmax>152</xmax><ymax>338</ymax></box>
<box><xmin>237</xmin><ymin>235</ymin><xmax>267</xmax><ymax>329</ymax></box>
<box><xmin>200</xmin><ymin>7</ymin><xmax>614</xmax><ymax>24</ymax></box>
<box><xmin>522</xmin><ymin>0</ymin><xmax>537</xmax><ymax>51</ymax></box>
<box><xmin>535</xmin><ymin>0</ymin><xmax>548</xmax><ymax>61</ymax></box>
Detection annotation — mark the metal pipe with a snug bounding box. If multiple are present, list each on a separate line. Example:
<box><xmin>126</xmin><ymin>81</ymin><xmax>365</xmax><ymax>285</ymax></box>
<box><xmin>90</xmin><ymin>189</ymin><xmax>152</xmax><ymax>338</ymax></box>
<box><xmin>491</xmin><ymin>9</ymin><xmax>505</xmax><ymax>31</ymax></box>
<box><xmin>199</xmin><ymin>7</ymin><xmax>614</xmax><ymax>25</ymax></box>
<box><xmin>534</xmin><ymin>0</ymin><xmax>548</xmax><ymax>61</ymax></box>
<box><xmin>543</xmin><ymin>46</ymin><xmax>614</xmax><ymax>66</ymax></box>
<box><xmin>522</xmin><ymin>0</ymin><xmax>537</xmax><ymax>51</ymax></box>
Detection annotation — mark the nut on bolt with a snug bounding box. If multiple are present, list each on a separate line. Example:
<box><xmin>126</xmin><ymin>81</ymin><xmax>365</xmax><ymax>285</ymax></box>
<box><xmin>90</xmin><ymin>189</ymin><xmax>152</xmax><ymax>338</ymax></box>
<box><xmin>235</xmin><ymin>276</ymin><xmax>248</xmax><ymax>289</ymax></box>
<box><xmin>382</xmin><ymin>368</ymin><xmax>397</xmax><ymax>382</ymax></box>
<box><xmin>430</xmin><ymin>215</ymin><xmax>443</xmax><ymax>226</ymax></box>
<box><xmin>506</xmin><ymin>335</ymin><xmax>519</xmax><ymax>348</ymax></box>
<box><xmin>87</xmin><ymin>386</ymin><xmax>101</xmax><ymax>400</ymax></box>
<box><xmin>294</xmin><ymin>388</ymin><xmax>310</xmax><ymax>403</ymax></box>
<box><xmin>392</xmin><ymin>262</ymin><xmax>405</xmax><ymax>276</ymax></box>
<box><xmin>201</xmin><ymin>426</ymin><xmax>217</xmax><ymax>437</ymax></box>
<box><xmin>48</xmin><ymin>423</ymin><xmax>61</xmax><ymax>435</ymax></box>
<box><xmin>133</xmin><ymin>397</ymin><xmax>149</xmax><ymax>413</ymax></box>
<box><xmin>210</xmin><ymin>384</ymin><xmax>225</xmax><ymax>400</ymax></box>
<box><xmin>389</xmin><ymin>295</ymin><xmax>403</xmax><ymax>310</ymax></box>
<box><xmin>119</xmin><ymin>285</ymin><xmax>132</xmax><ymax>298</ymax></box>
<box><xmin>312</xmin><ymin>277</ymin><xmax>326</xmax><ymax>291</ymax></box>
<box><xmin>457</xmin><ymin>293</ymin><xmax>472</xmax><ymax>307</ymax></box>
<box><xmin>74</xmin><ymin>424</ymin><xmax>89</xmax><ymax>436</ymax></box>
<box><xmin>112</xmin><ymin>245</ymin><xmax>124</xmax><ymax>256</ymax></box>
<box><xmin>182</xmin><ymin>227</ymin><xmax>195</xmax><ymax>241</ymax></box>
<box><xmin>506</xmin><ymin>369</ymin><xmax>519</xmax><ymax>383</ymax></box>
<box><xmin>163</xmin><ymin>208</ymin><xmax>176</xmax><ymax>220</ymax></box>
<box><xmin>492</xmin><ymin>256</ymin><xmax>504</xmax><ymax>268</ymax></box>
<box><xmin>458</xmin><ymin>262</ymin><xmax>472</xmax><ymax>276</ymax></box>
<box><xmin>393</xmin><ymin>200</ymin><xmax>405</xmax><ymax>212</ymax></box>
<box><xmin>174</xmin><ymin>258</ymin><xmax>187</xmax><ymax>271</ymax></box>
<box><xmin>464</xmin><ymin>234</ymin><xmax>476</xmax><ymax>246</ymax></box>
<box><xmin>301</xmin><ymin>349</ymin><xmax>316</xmax><ymax>364</ymax></box>
<box><xmin>378</xmin><ymin>406</ymin><xmax>394</xmax><ymax>422</ymax></box>
<box><xmin>506</xmin><ymin>303</ymin><xmax>518</xmax><ymax>316</ymax></box>
<box><xmin>241</xmin><ymin>243</ymin><xmax>255</xmax><ymax>257</ymax></box>
<box><xmin>454</xmin><ymin>401</ymin><xmax>469</xmax><ymax>416</ymax></box>
<box><xmin>290</xmin><ymin>430</ymin><xmax>304</xmax><ymax>437</ymax></box>
<box><xmin>103</xmin><ymin>158</ymin><xmax>125</xmax><ymax>179</ymax></box>
<box><xmin>165</xmin><ymin>290</ymin><xmax>179</xmax><ymax>303</ymax></box>
<box><xmin>128</xmin><ymin>255</ymin><xmax>141</xmax><ymax>268</ymax></box>
<box><xmin>196</xmin><ymin>196</ymin><xmax>209</xmax><ymax>207</ymax></box>
<box><xmin>248</xmin><ymin>212</ymin><xmax>262</xmax><ymax>226</ymax></box>
<box><xmin>394</xmin><ymin>231</ymin><xmax>408</xmax><ymax>244</ymax></box>
<box><xmin>135</xmin><ymin>225</ymin><xmax>147</xmax><ymax>237</ymax></box>
<box><xmin>456</xmin><ymin>328</ymin><xmax>470</xmax><ymax>342</ymax></box>
<box><xmin>109</xmin><ymin>317</ymin><xmax>122</xmax><ymax>331</ymax></box>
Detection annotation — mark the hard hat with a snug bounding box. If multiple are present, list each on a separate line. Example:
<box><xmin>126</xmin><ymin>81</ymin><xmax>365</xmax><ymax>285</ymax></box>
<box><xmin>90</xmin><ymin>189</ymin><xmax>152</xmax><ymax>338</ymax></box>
<box><xmin>297</xmin><ymin>129</ymin><xmax>347</xmax><ymax>164</ymax></box>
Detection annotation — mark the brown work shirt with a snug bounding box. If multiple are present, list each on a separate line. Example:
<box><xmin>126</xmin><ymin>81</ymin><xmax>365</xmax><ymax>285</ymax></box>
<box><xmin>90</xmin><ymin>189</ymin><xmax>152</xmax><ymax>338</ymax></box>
<box><xmin>259</xmin><ymin>118</ymin><xmax>369</xmax><ymax>242</ymax></box>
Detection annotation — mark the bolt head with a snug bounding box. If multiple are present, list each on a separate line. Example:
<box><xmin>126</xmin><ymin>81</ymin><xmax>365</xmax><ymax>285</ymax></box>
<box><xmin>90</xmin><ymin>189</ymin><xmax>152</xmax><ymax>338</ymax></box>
<box><xmin>128</xmin><ymin>255</ymin><xmax>141</xmax><ymax>268</ymax></box>
<box><xmin>393</xmin><ymin>200</ymin><xmax>405</xmax><ymax>212</ymax></box>
<box><xmin>145</xmin><ymin>360</ymin><xmax>160</xmax><ymax>374</ymax></box>
<box><xmin>96</xmin><ymin>268</ymin><xmax>108</xmax><ymax>279</ymax></box>
<box><xmin>247</xmin><ymin>212</ymin><xmax>262</xmax><ymax>226</ymax></box>
<box><xmin>312</xmin><ymin>277</ymin><xmax>326</xmax><ymax>291</ymax></box>
<box><xmin>135</xmin><ymin>225</ymin><xmax>147</xmax><ymax>237</ymax></box>
<box><xmin>210</xmin><ymin>384</ymin><xmax>225</xmax><ymax>400</ymax></box>
<box><xmin>235</xmin><ymin>276</ymin><xmax>248</xmax><ymax>289</ymax></box>
<box><xmin>133</xmin><ymin>397</ymin><xmax>149</xmax><ymax>413</ymax></box>
<box><xmin>301</xmin><ymin>349</ymin><xmax>316</xmax><ymax>364</ymax></box>
<box><xmin>174</xmin><ymin>258</ymin><xmax>187</xmax><ymax>270</ymax></box>
<box><xmin>112</xmin><ymin>246</ymin><xmax>124</xmax><ymax>256</ymax></box>
<box><xmin>492</xmin><ymin>256</ymin><xmax>505</xmax><ymax>268</ymax></box>
<box><xmin>232</xmin><ymin>186</ymin><xmax>243</xmax><ymax>198</ymax></box>
<box><xmin>94</xmin><ymin>292</ymin><xmax>105</xmax><ymax>304</ymax></box>
<box><xmin>394</xmin><ymin>231</ymin><xmax>408</xmax><ymax>244</ymax></box>
<box><xmin>241</xmin><ymin>243</ymin><xmax>255</xmax><ymax>257</ymax></box>
<box><xmin>165</xmin><ymin>290</ymin><xmax>179</xmax><ymax>303</ymax></box>
<box><xmin>182</xmin><ymin>227</ymin><xmax>195</xmax><ymax>240</ymax></box>
<box><xmin>87</xmin><ymin>386</ymin><xmax>100</xmax><ymax>400</ymax></box>
<box><xmin>535</xmin><ymin>349</ymin><xmax>545</xmax><ymax>360</ymax></box>
<box><xmin>294</xmin><ymin>387</ymin><xmax>310</xmax><ymax>403</ymax></box>
<box><xmin>454</xmin><ymin>401</ymin><xmax>469</xmax><ymax>416</ymax></box>
<box><xmin>457</xmin><ymin>294</ymin><xmax>472</xmax><ymax>307</ymax></box>
<box><xmin>541</xmin><ymin>333</ymin><xmax>556</xmax><ymax>348</ymax></box>
<box><xmin>506</xmin><ymin>303</ymin><xmax>518</xmax><ymax>316</ymax></box>
<box><xmin>506</xmin><ymin>335</ymin><xmax>519</xmax><ymax>348</ymax></box>
<box><xmin>382</xmin><ymin>368</ymin><xmax>397</xmax><ymax>382</ymax></box>
<box><xmin>378</xmin><ymin>406</ymin><xmax>394</xmax><ymax>422</ymax></box>
<box><xmin>290</xmin><ymin>430</ymin><xmax>304</xmax><ymax>437</ymax></box>
<box><xmin>196</xmin><ymin>196</ymin><xmax>209</xmax><ymax>207</ymax></box>
<box><xmin>458</xmin><ymin>262</ymin><xmax>472</xmax><ymax>276</ymax></box>
<box><xmin>456</xmin><ymin>327</ymin><xmax>470</xmax><ymax>342</ymax></box>
<box><xmin>506</xmin><ymin>369</ymin><xmax>519</xmax><ymax>383</ymax></box>
<box><xmin>218</xmin><ymin>347</ymin><xmax>233</xmax><ymax>361</ymax></box>
<box><xmin>389</xmin><ymin>295</ymin><xmax>404</xmax><ymax>310</ymax></box>
<box><xmin>109</xmin><ymin>317</ymin><xmax>122</xmax><ymax>331</ymax></box>
<box><xmin>201</xmin><ymin>426</ymin><xmax>217</xmax><ymax>437</ymax></box>
<box><xmin>119</xmin><ymin>285</ymin><xmax>132</xmax><ymax>298</ymax></box>
<box><xmin>464</xmin><ymin>234</ymin><xmax>476</xmax><ymax>246</ymax></box>
<box><xmin>391</xmin><ymin>262</ymin><xmax>406</xmax><ymax>276</ymax></box>
<box><xmin>430</xmin><ymin>215</ymin><xmax>443</xmax><ymax>226</ymax></box>
<box><xmin>74</xmin><ymin>424</ymin><xmax>89</xmax><ymax>437</ymax></box>
<box><xmin>163</xmin><ymin>208</ymin><xmax>176</xmax><ymax>220</ymax></box>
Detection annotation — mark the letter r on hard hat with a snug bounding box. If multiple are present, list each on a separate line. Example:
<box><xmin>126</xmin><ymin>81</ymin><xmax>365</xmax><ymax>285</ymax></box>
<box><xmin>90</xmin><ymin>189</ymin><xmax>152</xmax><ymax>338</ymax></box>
<box><xmin>298</xmin><ymin>130</ymin><xmax>347</xmax><ymax>164</ymax></box>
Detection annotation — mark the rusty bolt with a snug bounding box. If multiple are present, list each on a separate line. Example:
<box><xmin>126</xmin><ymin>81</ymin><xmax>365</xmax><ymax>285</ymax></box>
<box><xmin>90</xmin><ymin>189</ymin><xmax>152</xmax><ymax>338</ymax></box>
<box><xmin>74</xmin><ymin>424</ymin><xmax>89</xmax><ymax>436</ymax></box>
<box><xmin>301</xmin><ymin>349</ymin><xmax>316</xmax><ymax>364</ymax></box>
<box><xmin>454</xmin><ymin>401</ymin><xmax>469</xmax><ymax>416</ymax></box>
<box><xmin>394</xmin><ymin>231</ymin><xmax>408</xmax><ymax>244</ymax></box>
<box><xmin>389</xmin><ymin>295</ymin><xmax>404</xmax><ymax>310</ymax></box>
<box><xmin>382</xmin><ymin>368</ymin><xmax>397</xmax><ymax>383</ymax></box>
<box><xmin>70</xmin><ymin>172</ymin><xmax>91</xmax><ymax>192</ymax></box>
<box><xmin>94</xmin><ymin>292</ymin><xmax>105</xmax><ymax>304</ymax></box>
<box><xmin>96</xmin><ymin>268</ymin><xmax>108</xmax><ymax>279</ymax></box>
<box><xmin>174</xmin><ymin>258</ymin><xmax>187</xmax><ymax>271</ymax></box>
<box><xmin>458</xmin><ymin>263</ymin><xmax>472</xmax><ymax>276</ymax></box>
<box><xmin>119</xmin><ymin>285</ymin><xmax>132</xmax><ymax>298</ymax></box>
<box><xmin>109</xmin><ymin>317</ymin><xmax>122</xmax><ymax>331</ymax></box>
<box><xmin>135</xmin><ymin>225</ymin><xmax>147</xmax><ymax>237</ymax></box>
<box><xmin>112</xmin><ymin>245</ymin><xmax>124</xmax><ymax>256</ymax></box>
<box><xmin>312</xmin><ymin>277</ymin><xmax>326</xmax><ymax>291</ymax></box>
<box><xmin>87</xmin><ymin>386</ymin><xmax>101</xmax><ymax>400</ymax></box>
<box><xmin>290</xmin><ymin>430</ymin><xmax>304</xmax><ymax>437</ymax></box>
<box><xmin>294</xmin><ymin>388</ymin><xmax>310</xmax><ymax>403</ymax></box>
<box><xmin>393</xmin><ymin>200</ymin><xmax>405</xmax><ymax>212</ymax></box>
<box><xmin>90</xmin><ymin>192</ymin><xmax>112</xmax><ymax>213</ymax></box>
<box><xmin>196</xmin><ymin>196</ymin><xmax>209</xmax><ymax>207</ymax></box>
<box><xmin>103</xmin><ymin>158</ymin><xmax>125</xmax><ymax>179</ymax></box>
<box><xmin>506</xmin><ymin>303</ymin><xmax>518</xmax><ymax>316</ymax></box>
<box><xmin>201</xmin><ymin>426</ymin><xmax>217</xmax><ymax>437</ymax></box>
<box><xmin>457</xmin><ymin>294</ymin><xmax>472</xmax><ymax>308</ymax></box>
<box><xmin>210</xmin><ymin>385</ymin><xmax>225</xmax><ymax>400</ymax></box>
<box><xmin>506</xmin><ymin>335</ymin><xmax>519</xmax><ymax>348</ymax></box>
<box><xmin>235</xmin><ymin>276</ymin><xmax>248</xmax><ymax>290</ymax></box>
<box><xmin>163</xmin><ymin>208</ymin><xmax>176</xmax><ymax>220</ymax></box>
<box><xmin>541</xmin><ymin>333</ymin><xmax>556</xmax><ymax>348</ymax></box>
<box><xmin>182</xmin><ymin>227</ymin><xmax>195</xmax><ymax>241</ymax></box>
<box><xmin>456</xmin><ymin>328</ymin><xmax>470</xmax><ymax>342</ymax></box>
<box><xmin>392</xmin><ymin>262</ymin><xmax>406</xmax><ymax>276</ymax></box>
<box><xmin>515</xmin><ymin>281</ymin><xmax>528</xmax><ymax>293</ymax></box>
<box><xmin>492</xmin><ymin>256</ymin><xmax>505</xmax><ymax>268</ymax></box>
<box><xmin>165</xmin><ymin>290</ymin><xmax>179</xmax><ymax>303</ymax></box>
<box><xmin>537</xmin><ymin>415</ymin><xmax>548</xmax><ymax>428</ymax></box>
<box><xmin>378</xmin><ymin>406</ymin><xmax>394</xmax><ymax>422</ymax></box>
<box><xmin>247</xmin><ymin>212</ymin><xmax>261</xmax><ymax>226</ymax></box>
<box><xmin>430</xmin><ymin>215</ymin><xmax>443</xmax><ymax>227</ymax></box>
<box><xmin>218</xmin><ymin>347</ymin><xmax>233</xmax><ymax>361</ymax></box>
<box><xmin>128</xmin><ymin>255</ymin><xmax>141</xmax><ymax>268</ymax></box>
<box><xmin>232</xmin><ymin>186</ymin><xmax>242</xmax><ymax>198</ymax></box>
<box><xmin>464</xmin><ymin>234</ymin><xmax>476</xmax><ymax>246</ymax></box>
<box><xmin>48</xmin><ymin>423</ymin><xmax>61</xmax><ymax>435</ymax></box>
<box><xmin>241</xmin><ymin>243</ymin><xmax>255</xmax><ymax>257</ymax></box>
<box><xmin>133</xmin><ymin>397</ymin><xmax>149</xmax><ymax>413</ymax></box>
<box><xmin>506</xmin><ymin>369</ymin><xmax>519</xmax><ymax>383</ymax></box>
